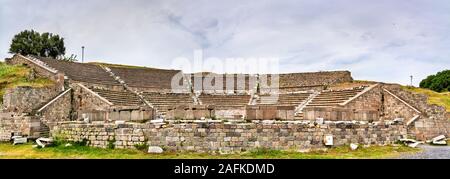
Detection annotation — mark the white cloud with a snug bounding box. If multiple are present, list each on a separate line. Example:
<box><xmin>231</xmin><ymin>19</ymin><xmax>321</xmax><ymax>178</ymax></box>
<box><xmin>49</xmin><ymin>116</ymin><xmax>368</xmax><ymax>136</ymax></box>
<box><xmin>1</xmin><ymin>0</ymin><xmax>449</xmax><ymax>86</ymax></box>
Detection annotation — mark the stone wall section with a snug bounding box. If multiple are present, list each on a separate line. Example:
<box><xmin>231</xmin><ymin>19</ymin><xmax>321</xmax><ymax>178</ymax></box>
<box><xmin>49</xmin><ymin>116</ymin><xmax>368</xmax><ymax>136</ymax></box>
<box><xmin>38</xmin><ymin>89</ymin><xmax>73</xmax><ymax>126</ymax></box>
<box><xmin>383</xmin><ymin>84</ymin><xmax>449</xmax><ymax>140</ymax></box>
<box><xmin>2</xmin><ymin>86</ymin><xmax>61</xmax><ymax>114</ymax></box>
<box><xmin>303</xmin><ymin>85</ymin><xmax>382</xmax><ymax>121</ymax></box>
<box><xmin>53</xmin><ymin>121</ymin><xmax>406</xmax><ymax>152</ymax></box>
<box><xmin>0</xmin><ymin>115</ymin><xmax>41</xmax><ymax>141</ymax></box>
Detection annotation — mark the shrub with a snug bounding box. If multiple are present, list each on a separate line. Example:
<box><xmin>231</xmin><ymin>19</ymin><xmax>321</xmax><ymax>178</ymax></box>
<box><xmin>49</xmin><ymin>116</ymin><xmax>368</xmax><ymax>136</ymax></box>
<box><xmin>107</xmin><ymin>139</ymin><xmax>116</xmax><ymax>149</ymax></box>
<box><xmin>419</xmin><ymin>70</ymin><xmax>450</xmax><ymax>92</ymax></box>
<box><xmin>134</xmin><ymin>142</ymin><xmax>149</xmax><ymax>152</ymax></box>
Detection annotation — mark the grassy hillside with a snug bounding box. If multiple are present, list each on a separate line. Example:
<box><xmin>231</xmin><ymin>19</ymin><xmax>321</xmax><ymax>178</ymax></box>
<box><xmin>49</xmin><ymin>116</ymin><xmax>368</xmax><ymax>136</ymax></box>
<box><xmin>0</xmin><ymin>62</ymin><xmax>54</xmax><ymax>102</ymax></box>
<box><xmin>0</xmin><ymin>142</ymin><xmax>419</xmax><ymax>159</ymax></box>
<box><xmin>402</xmin><ymin>86</ymin><xmax>450</xmax><ymax>112</ymax></box>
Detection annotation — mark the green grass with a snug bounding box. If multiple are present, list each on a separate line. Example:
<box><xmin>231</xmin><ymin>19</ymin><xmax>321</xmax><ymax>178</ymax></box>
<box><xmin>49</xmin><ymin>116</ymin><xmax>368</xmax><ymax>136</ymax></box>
<box><xmin>0</xmin><ymin>142</ymin><xmax>419</xmax><ymax>159</ymax></box>
<box><xmin>402</xmin><ymin>86</ymin><xmax>450</xmax><ymax>112</ymax></box>
<box><xmin>0</xmin><ymin>62</ymin><xmax>54</xmax><ymax>102</ymax></box>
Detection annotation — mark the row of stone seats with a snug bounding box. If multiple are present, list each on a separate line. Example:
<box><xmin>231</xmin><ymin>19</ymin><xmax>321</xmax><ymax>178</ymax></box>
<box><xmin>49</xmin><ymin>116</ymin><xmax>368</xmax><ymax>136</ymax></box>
<box><xmin>262</xmin><ymin>71</ymin><xmax>351</xmax><ymax>89</ymax></box>
<box><xmin>307</xmin><ymin>88</ymin><xmax>364</xmax><ymax>107</ymax></box>
<box><xmin>198</xmin><ymin>94</ymin><xmax>251</xmax><ymax>106</ymax></box>
<box><xmin>38</xmin><ymin>57</ymin><xmax>121</xmax><ymax>86</ymax></box>
<box><xmin>257</xmin><ymin>93</ymin><xmax>312</xmax><ymax>106</ymax></box>
<box><xmin>109</xmin><ymin>66</ymin><xmax>184</xmax><ymax>89</ymax></box>
<box><xmin>91</xmin><ymin>88</ymin><xmax>144</xmax><ymax>106</ymax></box>
<box><xmin>190</xmin><ymin>73</ymin><xmax>254</xmax><ymax>92</ymax></box>
<box><xmin>142</xmin><ymin>92</ymin><xmax>194</xmax><ymax>115</ymax></box>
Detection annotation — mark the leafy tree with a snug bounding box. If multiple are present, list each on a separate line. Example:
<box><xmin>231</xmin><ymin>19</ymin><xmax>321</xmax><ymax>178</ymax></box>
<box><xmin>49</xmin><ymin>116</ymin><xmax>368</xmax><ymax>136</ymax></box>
<box><xmin>419</xmin><ymin>70</ymin><xmax>450</xmax><ymax>92</ymax></box>
<box><xmin>9</xmin><ymin>30</ymin><xmax>66</xmax><ymax>59</ymax></box>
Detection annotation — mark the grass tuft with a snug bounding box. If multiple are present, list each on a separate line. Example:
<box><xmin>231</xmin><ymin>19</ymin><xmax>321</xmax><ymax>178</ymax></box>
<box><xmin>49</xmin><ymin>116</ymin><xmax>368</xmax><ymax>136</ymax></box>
<box><xmin>402</xmin><ymin>86</ymin><xmax>450</xmax><ymax>112</ymax></box>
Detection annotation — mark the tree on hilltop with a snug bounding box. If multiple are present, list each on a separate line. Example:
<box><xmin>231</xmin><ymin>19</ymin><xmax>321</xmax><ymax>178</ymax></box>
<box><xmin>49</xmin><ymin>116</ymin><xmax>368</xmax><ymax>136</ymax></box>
<box><xmin>9</xmin><ymin>29</ymin><xmax>67</xmax><ymax>59</ymax></box>
<box><xmin>419</xmin><ymin>70</ymin><xmax>449</xmax><ymax>92</ymax></box>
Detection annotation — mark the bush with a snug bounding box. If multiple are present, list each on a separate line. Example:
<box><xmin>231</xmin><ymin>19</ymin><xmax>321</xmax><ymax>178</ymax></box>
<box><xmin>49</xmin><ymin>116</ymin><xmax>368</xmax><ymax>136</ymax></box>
<box><xmin>134</xmin><ymin>142</ymin><xmax>149</xmax><ymax>152</ymax></box>
<box><xmin>419</xmin><ymin>70</ymin><xmax>450</xmax><ymax>92</ymax></box>
<box><xmin>107</xmin><ymin>139</ymin><xmax>116</xmax><ymax>149</ymax></box>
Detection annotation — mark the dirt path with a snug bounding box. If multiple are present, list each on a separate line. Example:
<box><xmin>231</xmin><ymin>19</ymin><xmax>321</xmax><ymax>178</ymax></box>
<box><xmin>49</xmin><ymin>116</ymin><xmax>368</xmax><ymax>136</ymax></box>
<box><xmin>397</xmin><ymin>144</ymin><xmax>450</xmax><ymax>159</ymax></box>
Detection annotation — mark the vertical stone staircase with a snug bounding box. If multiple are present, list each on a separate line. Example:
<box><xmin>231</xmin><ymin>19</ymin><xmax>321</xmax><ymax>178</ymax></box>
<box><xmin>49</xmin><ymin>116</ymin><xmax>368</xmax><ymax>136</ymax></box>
<box><xmin>39</xmin><ymin>121</ymin><xmax>50</xmax><ymax>138</ymax></box>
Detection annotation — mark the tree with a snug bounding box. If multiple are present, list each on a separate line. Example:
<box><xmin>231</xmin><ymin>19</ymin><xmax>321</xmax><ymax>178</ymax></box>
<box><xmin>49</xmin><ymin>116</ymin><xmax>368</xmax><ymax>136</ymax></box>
<box><xmin>9</xmin><ymin>30</ymin><xmax>66</xmax><ymax>59</ymax></box>
<box><xmin>419</xmin><ymin>70</ymin><xmax>450</xmax><ymax>92</ymax></box>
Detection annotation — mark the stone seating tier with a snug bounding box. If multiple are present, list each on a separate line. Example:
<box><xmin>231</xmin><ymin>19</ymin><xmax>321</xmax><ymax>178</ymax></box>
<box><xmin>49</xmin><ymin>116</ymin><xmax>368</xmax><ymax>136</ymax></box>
<box><xmin>143</xmin><ymin>92</ymin><xmax>195</xmax><ymax>115</ymax></box>
<box><xmin>109</xmin><ymin>67</ymin><xmax>184</xmax><ymax>89</ymax></box>
<box><xmin>190</xmin><ymin>73</ymin><xmax>253</xmax><ymax>91</ymax></box>
<box><xmin>257</xmin><ymin>93</ymin><xmax>312</xmax><ymax>106</ymax></box>
<box><xmin>262</xmin><ymin>71</ymin><xmax>352</xmax><ymax>89</ymax></box>
<box><xmin>91</xmin><ymin>88</ymin><xmax>144</xmax><ymax>106</ymax></box>
<box><xmin>38</xmin><ymin>57</ymin><xmax>121</xmax><ymax>86</ymax></box>
<box><xmin>199</xmin><ymin>94</ymin><xmax>251</xmax><ymax>106</ymax></box>
<box><xmin>307</xmin><ymin>88</ymin><xmax>364</xmax><ymax>107</ymax></box>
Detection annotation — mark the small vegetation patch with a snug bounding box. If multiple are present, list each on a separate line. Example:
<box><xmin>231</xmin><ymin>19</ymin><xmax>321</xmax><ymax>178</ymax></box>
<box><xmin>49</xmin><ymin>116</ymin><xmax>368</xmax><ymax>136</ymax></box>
<box><xmin>402</xmin><ymin>86</ymin><xmax>450</xmax><ymax>112</ymax></box>
<box><xmin>0</xmin><ymin>62</ymin><xmax>54</xmax><ymax>102</ymax></box>
<box><xmin>0</xmin><ymin>142</ymin><xmax>419</xmax><ymax>159</ymax></box>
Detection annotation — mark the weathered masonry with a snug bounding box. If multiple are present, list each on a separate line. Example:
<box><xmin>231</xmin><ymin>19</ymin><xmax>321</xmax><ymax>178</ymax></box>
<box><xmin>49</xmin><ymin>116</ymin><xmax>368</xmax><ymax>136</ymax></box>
<box><xmin>1</xmin><ymin>54</ymin><xmax>449</xmax><ymax>151</ymax></box>
<box><xmin>52</xmin><ymin>120</ymin><xmax>406</xmax><ymax>152</ymax></box>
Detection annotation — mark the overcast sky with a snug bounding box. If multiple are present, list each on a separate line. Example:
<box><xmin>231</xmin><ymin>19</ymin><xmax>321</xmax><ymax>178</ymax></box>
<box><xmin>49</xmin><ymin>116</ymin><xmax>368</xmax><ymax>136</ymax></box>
<box><xmin>1</xmin><ymin>0</ymin><xmax>449</xmax><ymax>86</ymax></box>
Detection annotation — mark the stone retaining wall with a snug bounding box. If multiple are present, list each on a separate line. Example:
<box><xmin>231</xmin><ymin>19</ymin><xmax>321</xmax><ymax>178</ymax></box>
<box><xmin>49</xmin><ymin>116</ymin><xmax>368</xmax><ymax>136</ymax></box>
<box><xmin>52</xmin><ymin>121</ymin><xmax>406</xmax><ymax>152</ymax></box>
<box><xmin>246</xmin><ymin>105</ymin><xmax>295</xmax><ymax>120</ymax></box>
<box><xmin>0</xmin><ymin>115</ymin><xmax>41</xmax><ymax>141</ymax></box>
<box><xmin>2</xmin><ymin>86</ymin><xmax>61</xmax><ymax>114</ymax></box>
<box><xmin>383</xmin><ymin>84</ymin><xmax>450</xmax><ymax>140</ymax></box>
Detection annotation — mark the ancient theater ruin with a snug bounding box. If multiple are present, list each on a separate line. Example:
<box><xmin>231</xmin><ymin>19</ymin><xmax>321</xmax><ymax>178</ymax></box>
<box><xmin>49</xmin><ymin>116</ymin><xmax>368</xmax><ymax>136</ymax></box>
<box><xmin>1</xmin><ymin>54</ymin><xmax>449</xmax><ymax>152</ymax></box>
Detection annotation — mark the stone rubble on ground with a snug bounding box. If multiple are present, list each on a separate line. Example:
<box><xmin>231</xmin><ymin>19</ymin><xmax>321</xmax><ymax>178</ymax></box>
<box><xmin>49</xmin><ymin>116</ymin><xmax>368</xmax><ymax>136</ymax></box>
<box><xmin>431</xmin><ymin>135</ymin><xmax>447</xmax><ymax>145</ymax></box>
<box><xmin>147</xmin><ymin>146</ymin><xmax>163</xmax><ymax>153</ymax></box>
<box><xmin>36</xmin><ymin>137</ymin><xmax>54</xmax><ymax>148</ymax></box>
<box><xmin>297</xmin><ymin>148</ymin><xmax>311</xmax><ymax>153</ymax></box>
<box><xmin>407</xmin><ymin>142</ymin><xmax>422</xmax><ymax>148</ymax></box>
<box><xmin>399</xmin><ymin>138</ymin><xmax>424</xmax><ymax>148</ymax></box>
<box><xmin>350</xmin><ymin>143</ymin><xmax>358</xmax><ymax>150</ymax></box>
<box><xmin>12</xmin><ymin>136</ymin><xmax>27</xmax><ymax>145</ymax></box>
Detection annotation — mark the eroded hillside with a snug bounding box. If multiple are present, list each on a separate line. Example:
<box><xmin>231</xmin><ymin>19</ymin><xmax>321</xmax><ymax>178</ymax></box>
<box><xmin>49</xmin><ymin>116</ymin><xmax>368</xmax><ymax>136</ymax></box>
<box><xmin>0</xmin><ymin>62</ymin><xmax>54</xmax><ymax>102</ymax></box>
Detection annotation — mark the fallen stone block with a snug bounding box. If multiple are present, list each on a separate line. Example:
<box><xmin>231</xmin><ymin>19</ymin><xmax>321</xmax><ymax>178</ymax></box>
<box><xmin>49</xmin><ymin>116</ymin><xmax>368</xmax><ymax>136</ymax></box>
<box><xmin>150</xmin><ymin>119</ymin><xmax>164</xmax><ymax>123</ymax></box>
<box><xmin>36</xmin><ymin>137</ymin><xmax>54</xmax><ymax>148</ymax></box>
<box><xmin>407</xmin><ymin>142</ymin><xmax>423</xmax><ymax>148</ymax></box>
<box><xmin>12</xmin><ymin>136</ymin><xmax>27</xmax><ymax>145</ymax></box>
<box><xmin>432</xmin><ymin>135</ymin><xmax>446</xmax><ymax>143</ymax></box>
<box><xmin>148</xmin><ymin>146</ymin><xmax>163</xmax><ymax>154</ymax></box>
<box><xmin>323</xmin><ymin>135</ymin><xmax>333</xmax><ymax>146</ymax></box>
<box><xmin>350</xmin><ymin>143</ymin><xmax>358</xmax><ymax>150</ymax></box>
<box><xmin>399</xmin><ymin>138</ymin><xmax>418</xmax><ymax>144</ymax></box>
<box><xmin>432</xmin><ymin>140</ymin><xmax>447</xmax><ymax>145</ymax></box>
<box><xmin>115</xmin><ymin>120</ymin><xmax>125</xmax><ymax>125</ymax></box>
